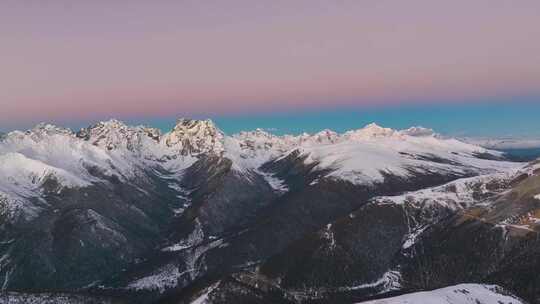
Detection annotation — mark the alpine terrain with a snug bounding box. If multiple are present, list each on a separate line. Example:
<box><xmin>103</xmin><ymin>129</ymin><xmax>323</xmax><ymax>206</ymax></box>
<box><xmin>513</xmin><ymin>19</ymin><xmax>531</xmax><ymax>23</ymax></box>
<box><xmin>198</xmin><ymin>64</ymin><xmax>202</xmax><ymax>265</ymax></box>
<box><xmin>0</xmin><ymin>119</ymin><xmax>537</xmax><ymax>304</ymax></box>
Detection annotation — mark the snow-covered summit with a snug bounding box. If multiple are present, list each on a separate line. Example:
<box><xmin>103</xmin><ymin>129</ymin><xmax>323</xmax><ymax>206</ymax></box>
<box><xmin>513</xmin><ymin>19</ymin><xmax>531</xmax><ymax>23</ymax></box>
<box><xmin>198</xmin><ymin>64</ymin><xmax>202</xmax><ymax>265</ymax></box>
<box><xmin>343</xmin><ymin>124</ymin><xmax>437</xmax><ymax>141</ymax></box>
<box><xmin>344</xmin><ymin>123</ymin><xmax>397</xmax><ymax>140</ymax></box>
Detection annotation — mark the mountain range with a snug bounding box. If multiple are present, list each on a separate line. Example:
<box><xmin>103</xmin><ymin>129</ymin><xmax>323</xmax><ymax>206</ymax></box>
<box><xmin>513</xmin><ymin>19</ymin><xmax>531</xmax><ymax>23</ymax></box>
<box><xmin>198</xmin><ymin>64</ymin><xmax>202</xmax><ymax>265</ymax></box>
<box><xmin>0</xmin><ymin>119</ymin><xmax>537</xmax><ymax>304</ymax></box>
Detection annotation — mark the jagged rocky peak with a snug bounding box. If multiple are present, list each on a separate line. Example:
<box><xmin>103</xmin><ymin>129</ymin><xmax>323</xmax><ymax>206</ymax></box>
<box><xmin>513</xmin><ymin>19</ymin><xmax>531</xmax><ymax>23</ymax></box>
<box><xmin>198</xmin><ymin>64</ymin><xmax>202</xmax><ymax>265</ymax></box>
<box><xmin>163</xmin><ymin>118</ymin><xmax>225</xmax><ymax>156</ymax></box>
<box><xmin>77</xmin><ymin>119</ymin><xmax>161</xmax><ymax>151</ymax></box>
<box><xmin>233</xmin><ymin>127</ymin><xmax>341</xmax><ymax>154</ymax></box>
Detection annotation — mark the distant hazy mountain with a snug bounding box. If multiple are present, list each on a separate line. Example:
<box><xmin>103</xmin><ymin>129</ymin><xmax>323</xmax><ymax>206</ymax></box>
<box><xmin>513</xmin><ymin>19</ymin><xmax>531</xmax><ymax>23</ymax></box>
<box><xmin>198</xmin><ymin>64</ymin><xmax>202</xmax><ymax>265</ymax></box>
<box><xmin>463</xmin><ymin>137</ymin><xmax>540</xmax><ymax>162</ymax></box>
<box><xmin>0</xmin><ymin>119</ymin><xmax>537</xmax><ymax>303</ymax></box>
<box><xmin>464</xmin><ymin>137</ymin><xmax>540</xmax><ymax>150</ymax></box>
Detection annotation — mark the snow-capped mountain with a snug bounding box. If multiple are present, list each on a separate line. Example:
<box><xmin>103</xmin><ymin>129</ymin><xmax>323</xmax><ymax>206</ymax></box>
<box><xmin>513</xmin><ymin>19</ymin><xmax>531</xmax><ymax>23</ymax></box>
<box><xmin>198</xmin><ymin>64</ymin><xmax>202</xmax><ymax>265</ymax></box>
<box><xmin>0</xmin><ymin>118</ymin><xmax>536</xmax><ymax>303</ymax></box>
<box><xmin>0</xmin><ymin>119</ymin><xmax>517</xmax><ymax>226</ymax></box>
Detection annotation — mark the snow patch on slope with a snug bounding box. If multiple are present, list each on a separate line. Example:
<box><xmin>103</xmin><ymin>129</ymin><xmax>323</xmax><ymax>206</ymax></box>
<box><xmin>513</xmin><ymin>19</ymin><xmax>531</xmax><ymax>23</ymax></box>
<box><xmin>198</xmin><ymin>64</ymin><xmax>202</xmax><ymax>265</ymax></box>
<box><xmin>346</xmin><ymin>270</ymin><xmax>401</xmax><ymax>293</ymax></box>
<box><xmin>190</xmin><ymin>281</ymin><xmax>221</xmax><ymax>304</ymax></box>
<box><xmin>256</xmin><ymin>170</ymin><xmax>288</xmax><ymax>193</ymax></box>
<box><xmin>372</xmin><ymin>170</ymin><xmax>521</xmax><ymax>251</ymax></box>
<box><xmin>402</xmin><ymin>226</ymin><xmax>429</xmax><ymax>250</ymax></box>
<box><xmin>128</xmin><ymin>263</ymin><xmax>182</xmax><ymax>293</ymax></box>
<box><xmin>359</xmin><ymin>284</ymin><xmax>524</xmax><ymax>304</ymax></box>
<box><xmin>375</xmin><ymin>171</ymin><xmax>517</xmax><ymax>210</ymax></box>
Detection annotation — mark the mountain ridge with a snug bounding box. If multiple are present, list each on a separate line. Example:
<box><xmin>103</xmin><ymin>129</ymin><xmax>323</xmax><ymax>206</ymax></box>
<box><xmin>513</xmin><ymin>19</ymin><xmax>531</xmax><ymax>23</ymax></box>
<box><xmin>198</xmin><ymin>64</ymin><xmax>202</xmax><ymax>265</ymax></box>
<box><xmin>0</xmin><ymin>118</ymin><xmax>536</xmax><ymax>303</ymax></box>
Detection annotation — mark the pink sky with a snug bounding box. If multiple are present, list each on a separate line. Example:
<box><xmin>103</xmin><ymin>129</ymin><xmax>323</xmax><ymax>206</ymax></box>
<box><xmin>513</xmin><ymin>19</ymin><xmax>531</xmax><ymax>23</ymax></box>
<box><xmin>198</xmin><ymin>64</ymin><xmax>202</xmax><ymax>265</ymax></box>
<box><xmin>1</xmin><ymin>1</ymin><xmax>540</xmax><ymax>124</ymax></box>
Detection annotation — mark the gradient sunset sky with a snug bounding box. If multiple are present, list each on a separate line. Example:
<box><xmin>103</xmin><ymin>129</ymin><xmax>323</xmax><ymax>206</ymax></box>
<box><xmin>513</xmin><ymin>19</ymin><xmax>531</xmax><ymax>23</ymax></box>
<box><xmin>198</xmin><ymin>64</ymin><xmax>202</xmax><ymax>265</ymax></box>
<box><xmin>1</xmin><ymin>1</ymin><xmax>540</xmax><ymax>136</ymax></box>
